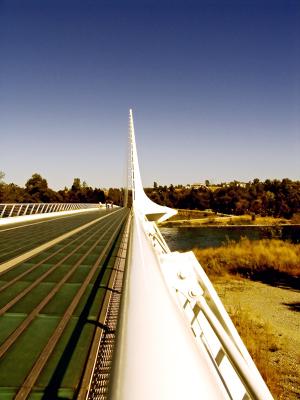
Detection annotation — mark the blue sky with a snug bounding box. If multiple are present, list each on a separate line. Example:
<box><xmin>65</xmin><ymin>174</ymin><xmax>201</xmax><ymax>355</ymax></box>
<box><xmin>0</xmin><ymin>0</ymin><xmax>299</xmax><ymax>189</ymax></box>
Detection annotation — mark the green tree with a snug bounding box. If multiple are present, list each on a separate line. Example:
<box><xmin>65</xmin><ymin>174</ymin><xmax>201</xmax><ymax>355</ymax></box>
<box><xmin>235</xmin><ymin>199</ymin><xmax>249</xmax><ymax>215</ymax></box>
<box><xmin>107</xmin><ymin>188</ymin><xmax>122</xmax><ymax>205</ymax></box>
<box><xmin>71</xmin><ymin>178</ymin><xmax>81</xmax><ymax>192</ymax></box>
<box><xmin>25</xmin><ymin>173</ymin><xmax>52</xmax><ymax>202</ymax></box>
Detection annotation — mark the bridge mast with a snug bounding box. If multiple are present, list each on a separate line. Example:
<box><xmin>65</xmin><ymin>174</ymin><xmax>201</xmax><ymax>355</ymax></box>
<box><xmin>109</xmin><ymin>110</ymin><xmax>274</xmax><ymax>400</ymax></box>
<box><xmin>128</xmin><ymin>108</ymin><xmax>177</xmax><ymax>222</ymax></box>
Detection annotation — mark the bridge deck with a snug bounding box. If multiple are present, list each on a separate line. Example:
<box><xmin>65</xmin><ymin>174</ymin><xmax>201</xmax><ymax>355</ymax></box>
<box><xmin>0</xmin><ymin>208</ymin><xmax>129</xmax><ymax>399</ymax></box>
<box><xmin>0</xmin><ymin>209</ymin><xmax>111</xmax><ymax>264</ymax></box>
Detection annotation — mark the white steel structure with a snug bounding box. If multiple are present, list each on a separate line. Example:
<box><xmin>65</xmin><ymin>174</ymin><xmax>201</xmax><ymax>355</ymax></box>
<box><xmin>109</xmin><ymin>110</ymin><xmax>274</xmax><ymax>400</ymax></box>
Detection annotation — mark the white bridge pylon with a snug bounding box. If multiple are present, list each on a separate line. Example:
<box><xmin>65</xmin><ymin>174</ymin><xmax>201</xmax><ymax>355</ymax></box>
<box><xmin>128</xmin><ymin>108</ymin><xmax>177</xmax><ymax>223</ymax></box>
<box><xmin>109</xmin><ymin>110</ymin><xmax>274</xmax><ymax>400</ymax></box>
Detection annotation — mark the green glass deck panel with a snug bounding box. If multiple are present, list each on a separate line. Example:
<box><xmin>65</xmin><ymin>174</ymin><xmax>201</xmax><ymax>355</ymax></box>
<box><xmin>34</xmin><ymin>317</ymin><xmax>96</xmax><ymax>399</ymax></box>
<box><xmin>41</xmin><ymin>283</ymin><xmax>81</xmax><ymax>316</ymax></box>
<box><xmin>0</xmin><ymin>262</ymin><xmax>38</xmax><ymax>281</ymax></box>
<box><xmin>0</xmin><ymin>387</ymin><xmax>74</xmax><ymax>400</ymax></box>
<box><xmin>73</xmin><ymin>285</ymin><xmax>106</xmax><ymax>319</ymax></box>
<box><xmin>65</xmin><ymin>264</ymin><xmax>91</xmax><ymax>283</ymax></box>
<box><xmin>0</xmin><ymin>208</ymin><xmax>129</xmax><ymax>398</ymax></box>
<box><xmin>0</xmin><ymin>314</ymin><xmax>28</xmax><ymax>346</ymax></box>
<box><xmin>45</xmin><ymin>264</ymin><xmax>90</xmax><ymax>284</ymax></box>
<box><xmin>4</xmin><ymin>263</ymin><xmax>56</xmax><ymax>283</ymax></box>
<box><xmin>0</xmin><ymin>281</ymin><xmax>32</xmax><ymax>308</ymax></box>
<box><xmin>9</xmin><ymin>282</ymin><xmax>56</xmax><ymax>314</ymax></box>
<box><xmin>0</xmin><ymin>209</ymin><xmax>110</xmax><ymax>264</ymax></box>
<box><xmin>44</xmin><ymin>251</ymin><xmax>85</xmax><ymax>266</ymax></box>
<box><xmin>0</xmin><ymin>388</ymin><xmax>16</xmax><ymax>400</ymax></box>
<box><xmin>0</xmin><ymin>212</ymin><xmax>98</xmax><ymax>232</ymax></box>
<box><xmin>96</xmin><ymin>266</ymin><xmax>112</xmax><ymax>287</ymax></box>
<box><xmin>0</xmin><ymin>315</ymin><xmax>61</xmax><ymax>387</ymax></box>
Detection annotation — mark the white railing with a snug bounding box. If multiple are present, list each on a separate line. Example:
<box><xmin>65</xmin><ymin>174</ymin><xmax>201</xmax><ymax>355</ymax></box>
<box><xmin>142</xmin><ymin>218</ymin><xmax>272</xmax><ymax>400</ymax></box>
<box><xmin>114</xmin><ymin>211</ymin><xmax>273</xmax><ymax>399</ymax></box>
<box><xmin>160</xmin><ymin>249</ymin><xmax>273</xmax><ymax>400</ymax></box>
<box><xmin>0</xmin><ymin>203</ymin><xmax>101</xmax><ymax>219</ymax></box>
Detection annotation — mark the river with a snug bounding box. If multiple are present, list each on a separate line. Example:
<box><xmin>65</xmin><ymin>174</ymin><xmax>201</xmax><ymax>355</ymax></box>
<box><xmin>160</xmin><ymin>225</ymin><xmax>300</xmax><ymax>251</ymax></box>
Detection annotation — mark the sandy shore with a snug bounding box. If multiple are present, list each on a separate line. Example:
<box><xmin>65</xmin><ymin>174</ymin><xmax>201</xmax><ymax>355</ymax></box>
<box><xmin>213</xmin><ymin>278</ymin><xmax>300</xmax><ymax>400</ymax></box>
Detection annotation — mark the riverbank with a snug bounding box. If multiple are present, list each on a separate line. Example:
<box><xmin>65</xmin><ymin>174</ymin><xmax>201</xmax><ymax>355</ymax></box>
<box><xmin>160</xmin><ymin>226</ymin><xmax>300</xmax><ymax>398</ymax></box>
<box><xmin>194</xmin><ymin>238</ymin><xmax>300</xmax><ymax>280</ymax></box>
<box><xmin>212</xmin><ymin>277</ymin><xmax>300</xmax><ymax>400</ymax></box>
<box><xmin>159</xmin><ymin>209</ymin><xmax>295</xmax><ymax>228</ymax></box>
<box><xmin>192</xmin><ymin>239</ymin><xmax>300</xmax><ymax>399</ymax></box>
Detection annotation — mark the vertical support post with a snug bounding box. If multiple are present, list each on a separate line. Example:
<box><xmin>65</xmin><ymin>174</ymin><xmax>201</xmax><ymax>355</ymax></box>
<box><xmin>17</xmin><ymin>205</ymin><xmax>23</xmax><ymax>216</ymax></box>
<box><xmin>1</xmin><ymin>205</ymin><xmax>7</xmax><ymax>218</ymax></box>
<box><xmin>8</xmin><ymin>205</ymin><xmax>16</xmax><ymax>217</ymax></box>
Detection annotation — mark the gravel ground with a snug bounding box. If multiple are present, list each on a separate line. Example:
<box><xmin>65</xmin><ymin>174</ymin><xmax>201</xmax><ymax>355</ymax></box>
<box><xmin>213</xmin><ymin>278</ymin><xmax>300</xmax><ymax>400</ymax></box>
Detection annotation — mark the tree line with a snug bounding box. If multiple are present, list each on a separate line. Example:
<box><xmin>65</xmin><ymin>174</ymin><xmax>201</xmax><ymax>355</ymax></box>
<box><xmin>0</xmin><ymin>173</ymin><xmax>123</xmax><ymax>206</ymax></box>
<box><xmin>1</xmin><ymin>172</ymin><xmax>299</xmax><ymax>218</ymax></box>
<box><xmin>145</xmin><ymin>179</ymin><xmax>300</xmax><ymax>219</ymax></box>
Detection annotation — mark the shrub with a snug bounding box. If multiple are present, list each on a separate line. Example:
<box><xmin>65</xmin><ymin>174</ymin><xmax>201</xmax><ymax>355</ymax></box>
<box><xmin>194</xmin><ymin>238</ymin><xmax>300</xmax><ymax>279</ymax></box>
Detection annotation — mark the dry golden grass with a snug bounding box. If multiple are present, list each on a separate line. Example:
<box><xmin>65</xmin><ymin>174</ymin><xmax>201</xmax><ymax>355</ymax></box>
<box><xmin>161</xmin><ymin>212</ymin><xmax>291</xmax><ymax>227</ymax></box>
<box><xmin>254</xmin><ymin>216</ymin><xmax>290</xmax><ymax>225</ymax></box>
<box><xmin>203</xmin><ymin>240</ymin><xmax>300</xmax><ymax>398</ymax></box>
<box><xmin>194</xmin><ymin>238</ymin><xmax>300</xmax><ymax>278</ymax></box>
<box><xmin>229</xmin><ymin>307</ymin><xmax>283</xmax><ymax>398</ymax></box>
<box><xmin>224</xmin><ymin>215</ymin><xmax>290</xmax><ymax>225</ymax></box>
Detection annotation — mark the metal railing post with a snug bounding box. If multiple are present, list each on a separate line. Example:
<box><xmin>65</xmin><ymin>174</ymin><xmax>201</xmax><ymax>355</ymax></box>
<box><xmin>8</xmin><ymin>205</ymin><xmax>16</xmax><ymax>217</ymax></box>
<box><xmin>0</xmin><ymin>205</ymin><xmax>7</xmax><ymax>218</ymax></box>
<box><xmin>17</xmin><ymin>205</ymin><xmax>23</xmax><ymax>216</ymax></box>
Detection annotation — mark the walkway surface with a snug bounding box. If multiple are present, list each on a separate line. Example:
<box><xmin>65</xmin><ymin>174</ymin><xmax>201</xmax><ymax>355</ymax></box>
<box><xmin>0</xmin><ymin>209</ymin><xmax>110</xmax><ymax>264</ymax></box>
<box><xmin>0</xmin><ymin>208</ymin><xmax>130</xmax><ymax>400</ymax></box>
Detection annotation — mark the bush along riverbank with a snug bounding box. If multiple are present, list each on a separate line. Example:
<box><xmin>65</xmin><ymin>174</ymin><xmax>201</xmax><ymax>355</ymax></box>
<box><xmin>194</xmin><ymin>238</ymin><xmax>300</xmax><ymax>286</ymax></box>
<box><xmin>159</xmin><ymin>209</ymin><xmax>298</xmax><ymax>228</ymax></box>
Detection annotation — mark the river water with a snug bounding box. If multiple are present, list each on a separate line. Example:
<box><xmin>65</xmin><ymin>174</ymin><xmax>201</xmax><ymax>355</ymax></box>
<box><xmin>160</xmin><ymin>225</ymin><xmax>300</xmax><ymax>251</ymax></box>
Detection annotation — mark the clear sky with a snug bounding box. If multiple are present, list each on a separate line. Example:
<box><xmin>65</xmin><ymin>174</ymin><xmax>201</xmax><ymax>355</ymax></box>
<box><xmin>1</xmin><ymin>0</ymin><xmax>299</xmax><ymax>189</ymax></box>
